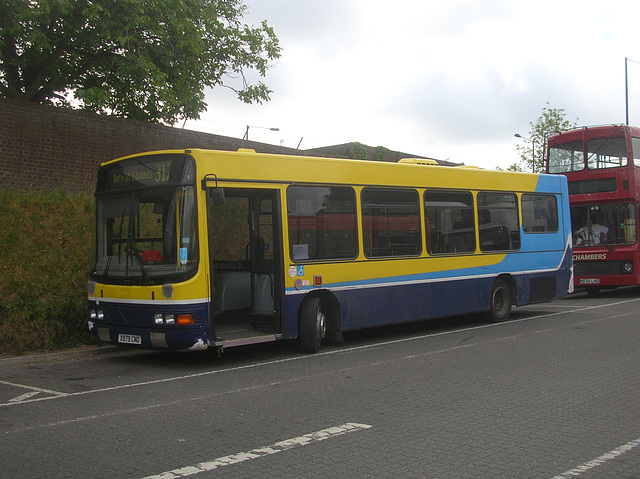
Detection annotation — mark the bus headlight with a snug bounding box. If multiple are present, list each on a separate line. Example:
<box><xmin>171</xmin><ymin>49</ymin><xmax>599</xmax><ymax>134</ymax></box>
<box><xmin>89</xmin><ymin>309</ymin><xmax>105</xmax><ymax>320</ymax></box>
<box><xmin>153</xmin><ymin>313</ymin><xmax>195</xmax><ymax>325</ymax></box>
<box><xmin>623</xmin><ymin>262</ymin><xmax>633</xmax><ymax>273</ymax></box>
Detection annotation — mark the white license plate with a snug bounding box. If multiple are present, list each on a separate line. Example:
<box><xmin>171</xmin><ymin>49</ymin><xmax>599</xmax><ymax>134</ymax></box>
<box><xmin>118</xmin><ymin>334</ymin><xmax>142</xmax><ymax>345</ymax></box>
<box><xmin>580</xmin><ymin>278</ymin><xmax>600</xmax><ymax>284</ymax></box>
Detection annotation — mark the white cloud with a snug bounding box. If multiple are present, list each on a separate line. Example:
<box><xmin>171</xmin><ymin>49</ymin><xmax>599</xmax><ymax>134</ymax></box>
<box><xmin>190</xmin><ymin>0</ymin><xmax>640</xmax><ymax>170</ymax></box>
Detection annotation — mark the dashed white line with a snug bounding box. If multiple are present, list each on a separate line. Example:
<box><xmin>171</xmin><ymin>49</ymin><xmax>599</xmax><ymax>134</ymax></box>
<box><xmin>141</xmin><ymin>422</ymin><xmax>372</xmax><ymax>479</ymax></box>
<box><xmin>551</xmin><ymin>437</ymin><xmax>640</xmax><ymax>478</ymax></box>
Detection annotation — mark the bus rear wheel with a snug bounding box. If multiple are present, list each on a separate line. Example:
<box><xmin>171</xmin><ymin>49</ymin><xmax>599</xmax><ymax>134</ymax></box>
<box><xmin>487</xmin><ymin>279</ymin><xmax>512</xmax><ymax>323</ymax></box>
<box><xmin>299</xmin><ymin>296</ymin><xmax>326</xmax><ymax>353</ymax></box>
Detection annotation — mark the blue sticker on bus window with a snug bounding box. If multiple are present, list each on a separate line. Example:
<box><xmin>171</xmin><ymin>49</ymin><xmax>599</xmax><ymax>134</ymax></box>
<box><xmin>180</xmin><ymin>247</ymin><xmax>188</xmax><ymax>265</ymax></box>
<box><xmin>297</xmin><ymin>265</ymin><xmax>304</xmax><ymax>276</ymax></box>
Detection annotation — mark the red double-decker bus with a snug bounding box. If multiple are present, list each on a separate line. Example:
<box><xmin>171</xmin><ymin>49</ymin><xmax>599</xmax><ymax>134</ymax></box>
<box><xmin>547</xmin><ymin>125</ymin><xmax>640</xmax><ymax>295</ymax></box>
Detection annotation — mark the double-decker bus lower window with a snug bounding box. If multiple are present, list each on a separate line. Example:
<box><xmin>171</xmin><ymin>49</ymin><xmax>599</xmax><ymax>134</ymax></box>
<box><xmin>287</xmin><ymin>185</ymin><xmax>357</xmax><ymax>261</ymax></box>
<box><xmin>522</xmin><ymin>194</ymin><xmax>559</xmax><ymax>233</ymax></box>
<box><xmin>586</xmin><ymin>137</ymin><xmax>627</xmax><ymax>169</ymax></box>
<box><xmin>549</xmin><ymin>140</ymin><xmax>584</xmax><ymax>173</ymax></box>
<box><xmin>478</xmin><ymin>192</ymin><xmax>520</xmax><ymax>251</ymax></box>
<box><xmin>361</xmin><ymin>188</ymin><xmax>421</xmax><ymax>257</ymax></box>
<box><xmin>571</xmin><ymin>203</ymin><xmax>636</xmax><ymax>246</ymax></box>
<box><xmin>424</xmin><ymin>191</ymin><xmax>475</xmax><ymax>254</ymax></box>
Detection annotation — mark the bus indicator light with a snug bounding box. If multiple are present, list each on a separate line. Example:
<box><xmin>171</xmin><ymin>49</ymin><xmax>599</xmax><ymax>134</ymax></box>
<box><xmin>313</xmin><ymin>275</ymin><xmax>323</xmax><ymax>286</ymax></box>
<box><xmin>177</xmin><ymin>314</ymin><xmax>195</xmax><ymax>325</ymax></box>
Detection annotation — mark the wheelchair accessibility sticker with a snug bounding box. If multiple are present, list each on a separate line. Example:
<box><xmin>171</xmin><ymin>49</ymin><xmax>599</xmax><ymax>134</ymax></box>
<box><xmin>289</xmin><ymin>265</ymin><xmax>305</xmax><ymax>278</ymax></box>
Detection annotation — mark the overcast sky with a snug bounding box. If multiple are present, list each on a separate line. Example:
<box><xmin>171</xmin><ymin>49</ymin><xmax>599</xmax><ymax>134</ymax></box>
<box><xmin>185</xmin><ymin>0</ymin><xmax>640</xmax><ymax>170</ymax></box>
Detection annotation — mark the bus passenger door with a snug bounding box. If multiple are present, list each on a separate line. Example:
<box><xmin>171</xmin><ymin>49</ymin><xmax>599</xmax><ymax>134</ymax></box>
<box><xmin>207</xmin><ymin>187</ymin><xmax>283</xmax><ymax>345</ymax></box>
<box><xmin>248</xmin><ymin>192</ymin><xmax>281</xmax><ymax>324</ymax></box>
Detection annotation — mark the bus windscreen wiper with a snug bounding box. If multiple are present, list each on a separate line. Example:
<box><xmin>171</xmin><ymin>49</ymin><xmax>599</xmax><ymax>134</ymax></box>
<box><xmin>102</xmin><ymin>203</ymin><xmax>126</xmax><ymax>281</ymax></box>
<box><xmin>126</xmin><ymin>232</ymin><xmax>150</xmax><ymax>285</ymax></box>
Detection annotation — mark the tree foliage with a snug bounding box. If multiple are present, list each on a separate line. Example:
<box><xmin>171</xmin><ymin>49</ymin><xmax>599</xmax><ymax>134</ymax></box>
<box><xmin>0</xmin><ymin>0</ymin><xmax>281</xmax><ymax>124</ymax></box>
<box><xmin>511</xmin><ymin>102</ymin><xmax>578</xmax><ymax>173</ymax></box>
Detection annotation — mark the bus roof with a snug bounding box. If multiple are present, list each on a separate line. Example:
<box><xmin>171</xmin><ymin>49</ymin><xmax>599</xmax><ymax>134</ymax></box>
<box><xmin>548</xmin><ymin>124</ymin><xmax>640</xmax><ymax>144</ymax></box>
<box><xmin>102</xmin><ymin>148</ymin><xmax>565</xmax><ymax>194</ymax></box>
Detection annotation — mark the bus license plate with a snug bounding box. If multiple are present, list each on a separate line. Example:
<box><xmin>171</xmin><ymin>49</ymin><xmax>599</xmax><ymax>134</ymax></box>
<box><xmin>580</xmin><ymin>278</ymin><xmax>600</xmax><ymax>284</ymax></box>
<box><xmin>118</xmin><ymin>334</ymin><xmax>142</xmax><ymax>345</ymax></box>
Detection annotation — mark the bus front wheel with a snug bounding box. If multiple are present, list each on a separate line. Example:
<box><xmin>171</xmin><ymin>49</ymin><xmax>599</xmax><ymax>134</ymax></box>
<box><xmin>299</xmin><ymin>296</ymin><xmax>326</xmax><ymax>353</ymax></box>
<box><xmin>487</xmin><ymin>279</ymin><xmax>512</xmax><ymax>323</ymax></box>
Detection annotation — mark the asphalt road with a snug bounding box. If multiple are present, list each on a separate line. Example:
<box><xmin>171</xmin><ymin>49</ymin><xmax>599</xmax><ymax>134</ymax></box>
<box><xmin>2</xmin><ymin>287</ymin><xmax>640</xmax><ymax>478</ymax></box>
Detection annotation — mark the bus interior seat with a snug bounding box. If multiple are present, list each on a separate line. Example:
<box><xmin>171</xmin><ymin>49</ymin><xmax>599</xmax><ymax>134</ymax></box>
<box><xmin>480</xmin><ymin>226</ymin><xmax>510</xmax><ymax>250</ymax></box>
<box><xmin>214</xmin><ymin>271</ymin><xmax>251</xmax><ymax>313</ymax></box>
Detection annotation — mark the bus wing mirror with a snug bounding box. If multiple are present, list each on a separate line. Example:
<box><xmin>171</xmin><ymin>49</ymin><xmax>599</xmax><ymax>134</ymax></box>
<box><xmin>210</xmin><ymin>187</ymin><xmax>226</xmax><ymax>206</ymax></box>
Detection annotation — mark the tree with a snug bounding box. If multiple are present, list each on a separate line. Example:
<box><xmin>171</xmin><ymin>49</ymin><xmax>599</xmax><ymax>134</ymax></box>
<box><xmin>0</xmin><ymin>0</ymin><xmax>281</xmax><ymax>124</ymax></box>
<box><xmin>510</xmin><ymin>102</ymin><xmax>578</xmax><ymax>173</ymax></box>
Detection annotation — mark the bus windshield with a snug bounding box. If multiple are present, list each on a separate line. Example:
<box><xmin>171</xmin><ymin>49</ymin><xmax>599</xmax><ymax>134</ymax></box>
<box><xmin>548</xmin><ymin>140</ymin><xmax>584</xmax><ymax>173</ymax></box>
<box><xmin>90</xmin><ymin>155</ymin><xmax>198</xmax><ymax>285</ymax></box>
<box><xmin>549</xmin><ymin>135</ymin><xmax>629</xmax><ymax>173</ymax></box>
<box><xmin>586</xmin><ymin>137</ymin><xmax>627</xmax><ymax>169</ymax></box>
<box><xmin>571</xmin><ymin>203</ymin><xmax>637</xmax><ymax>247</ymax></box>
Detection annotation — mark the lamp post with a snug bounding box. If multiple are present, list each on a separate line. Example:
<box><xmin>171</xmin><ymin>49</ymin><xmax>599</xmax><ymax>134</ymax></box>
<box><xmin>515</xmin><ymin>133</ymin><xmax>536</xmax><ymax>173</ymax></box>
<box><xmin>243</xmin><ymin>125</ymin><xmax>280</xmax><ymax>141</ymax></box>
<box><xmin>624</xmin><ymin>57</ymin><xmax>640</xmax><ymax>126</ymax></box>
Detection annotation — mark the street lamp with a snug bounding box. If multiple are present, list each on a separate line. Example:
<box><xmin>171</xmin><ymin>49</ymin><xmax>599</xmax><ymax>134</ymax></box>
<box><xmin>625</xmin><ymin>57</ymin><xmax>640</xmax><ymax>126</ymax></box>
<box><xmin>243</xmin><ymin>125</ymin><xmax>280</xmax><ymax>141</ymax></box>
<box><xmin>515</xmin><ymin>133</ymin><xmax>536</xmax><ymax>173</ymax></box>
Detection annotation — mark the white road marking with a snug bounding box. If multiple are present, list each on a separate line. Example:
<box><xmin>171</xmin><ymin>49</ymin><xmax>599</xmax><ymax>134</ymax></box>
<box><xmin>551</xmin><ymin>437</ymin><xmax>640</xmax><ymax>478</ymax></box>
<box><xmin>0</xmin><ymin>379</ymin><xmax>68</xmax><ymax>401</ymax></box>
<box><xmin>9</xmin><ymin>391</ymin><xmax>41</xmax><ymax>402</ymax></box>
<box><xmin>141</xmin><ymin>422</ymin><xmax>372</xmax><ymax>479</ymax></box>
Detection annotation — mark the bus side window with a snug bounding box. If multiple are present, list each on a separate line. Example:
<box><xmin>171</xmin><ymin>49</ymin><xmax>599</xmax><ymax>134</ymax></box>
<box><xmin>424</xmin><ymin>190</ymin><xmax>475</xmax><ymax>255</ymax></box>
<box><xmin>478</xmin><ymin>192</ymin><xmax>520</xmax><ymax>251</ymax></box>
<box><xmin>522</xmin><ymin>194</ymin><xmax>559</xmax><ymax>233</ymax></box>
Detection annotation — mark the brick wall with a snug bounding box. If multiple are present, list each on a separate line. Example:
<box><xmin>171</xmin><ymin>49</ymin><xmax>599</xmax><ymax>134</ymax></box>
<box><xmin>0</xmin><ymin>98</ymin><xmax>297</xmax><ymax>191</ymax></box>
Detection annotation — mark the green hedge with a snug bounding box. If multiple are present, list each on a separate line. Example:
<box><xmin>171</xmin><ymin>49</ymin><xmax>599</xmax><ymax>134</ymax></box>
<box><xmin>0</xmin><ymin>190</ymin><xmax>97</xmax><ymax>355</ymax></box>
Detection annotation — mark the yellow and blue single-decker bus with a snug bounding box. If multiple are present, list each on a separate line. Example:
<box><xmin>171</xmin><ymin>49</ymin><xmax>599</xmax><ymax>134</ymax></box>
<box><xmin>88</xmin><ymin>148</ymin><xmax>573</xmax><ymax>353</ymax></box>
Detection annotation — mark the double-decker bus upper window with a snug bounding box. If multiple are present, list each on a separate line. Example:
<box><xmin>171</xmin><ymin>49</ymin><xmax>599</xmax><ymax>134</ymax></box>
<box><xmin>287</xmin><ymin>185</ymin><xmax>357</xmax><ymax>261</ymax></box>
<box><xmin>91</xmin><ymin>155</ymin><xmax>198</xmax><ymax>285</ymax></box>
<box><xmin>633</xmin><ymin>137</ymin><xmax>640</xmax><ymax>167</ymax></box>
<box><xmin>361</xmin><ymin>188</ymin><xmax>421</xmax><ymax>257</ymax></box>
<box><xmin>548</xmin><ymin>140</ymin><xmax>584</xmax><ymax>173</ymax></box>
<box><xmin>424</xmin><ymin>191</ymin><xmax>475</xmax><ymax>254</ymax></box>
<box><xmin>478</xmin><ymin>192</ymin><xmax>520</xmax><ymax>251</ymax></box>
<box><xmin>586</xmin><ymin>137</ymin><xmax>627</xmax><ymax>169</ymax></box>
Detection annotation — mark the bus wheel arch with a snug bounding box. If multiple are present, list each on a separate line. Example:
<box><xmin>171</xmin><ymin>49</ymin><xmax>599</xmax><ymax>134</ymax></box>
<box><xmin>486</xmin><ymin>275</ymin><xmax>515</xmax><ymax>323</ymax></box>
<box><xmin>298</xmin><ymin>291</ymin><xmax>341</xmax><ymax>353</ymax></box>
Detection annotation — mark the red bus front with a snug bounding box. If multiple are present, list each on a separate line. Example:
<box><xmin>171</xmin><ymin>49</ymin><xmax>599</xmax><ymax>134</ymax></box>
<box><xmin>547</xmin><ymin>125</ymin><xmax>640</xmax><ymax>295</ymax></box>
